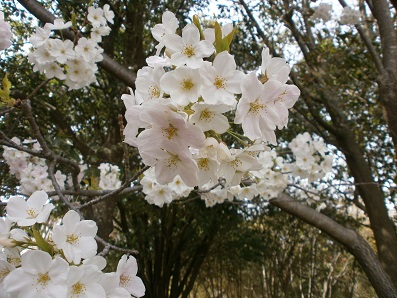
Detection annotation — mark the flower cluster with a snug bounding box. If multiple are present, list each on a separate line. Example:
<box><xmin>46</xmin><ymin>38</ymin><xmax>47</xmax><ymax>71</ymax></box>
<box><xmin>98</xmin><ymin>163</ymin><xmax>122</xmax><ymax>190</ymax></box>
<box><xmin>0</xmin><ymin>12</ymin><xmax>12</xmax><ymax>50</ymax></box>
<box><xmin>310</xmin><ymin>3</ymin><xmax>333</xmax><ymax>22</ymax></box>
<box><xmin>0</xmin><ymin>190</ymin><xmax>145</xmax><ymax>297</ymax></box>
<box><xmin>340</xmin><ymin>6</ymin><xmax>361</xmax><ymax>25</ymax></box>
<box><xmin>288</xmin><ymin>132</ymin><xmax>333</xmax><ymax>182</ymax></box>
<box><xmin>2</xmin><ymin>138</ymin><xmax>67</xmax><ymax>195</ymax></box>
<box><xmin>137</xmin><ymin>133</ymin><xmax>333</xmax><ymax>207</ymax></box>
<box><xmin>28</xmin><ymin>5</ymin><xmax>114</xmax><ymax>90</ymax></box>
<box><xmin>123</xmin><ymin>11</ymin><xmax>300</xmax><ymax>191</ymax></box>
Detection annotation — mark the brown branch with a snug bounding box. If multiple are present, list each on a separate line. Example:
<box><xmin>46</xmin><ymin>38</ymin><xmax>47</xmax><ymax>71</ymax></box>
<box><xmin>79</xmin><ymin>165</ymin><xmax>149</xmax><ymax>209</ymax></box>
<box><xmin>270</xmin><ymin>193</ymin><xmax>397</xmax><ymax>297</ymax></box>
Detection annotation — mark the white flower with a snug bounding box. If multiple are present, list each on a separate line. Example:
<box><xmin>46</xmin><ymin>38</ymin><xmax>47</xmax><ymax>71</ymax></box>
<box><xmin>30</xmin><ymin>25</ymin><xmax>51</xmax><ymax>47</ymax></box>
<box><xmin>49</xmin><ymin>39</ymin><xmax>75</xmax><ymax>64</ymax></box>
<box><xmin>164</xmin><ymin>23</ymin><xmax>214</xmax><ymax>68</ymax></box>
<box><xmin>160</xmin><ymin>66</ymin><xmax>202</xmax><ymax>106</ymax></box>
<box><xmin>46</xmin><ymin>18</ymin><xmax>72</xmax><ymax>30</ymax></box>
<box><xmin>75</xmin><ymin>37</ymin><xmax>102</xmax><ymax>63</ymax></box>
<box><xmin>141</xmin><ymin>140</ymin><xmax>200</xmax><ymax>187</ymax></box>
<box><xmin>199</xmin><ymin>51</ymin><xmax>245</xmax><ymax>105</ymax></box>
<box><xmin>6</xmin><ymin>190</ymin><xmax>54</xmax><ymax>227</ymax></box>
<box><xmin>90</xmin><ymin>25</ymin><xmax>111</xmax><ymax>42</ymax></box>
<box><xmin>52</xmin><ymin>210</ymin><xmax>98</xmax><ymax>264</ymax></box>
<box><xmin>0</xmin><ymin>12</ymin><xmax>12</xmax><ymax>50</ymax></box>
<box><xmin>151</xmin><ymin>11</ymin><xmax>179</xmax><ymax>55</ymax></box>
<box><xmin>87</xmin><ymin>6</ymin><xmax>106</xmax><ymax>28</ymax></box>
<box><xmin>3</xmin><ymin>250</ymin><xmax>69</xmax><ymax>298</ymax></box>
<box><xmin>116</xmin><ymin>255</ymin><xmax>145</xmax><ymax>297</ymax></box>
<box><xmin>103</xmin><ymin>4</ymin><xmax>115</xmax><ymax>24</ymax></box>
<box><xmin>0</xmin><ymin>258</ymin><xmax>15</xmax><ymax>293</ymax></box>
<box><xmin>234</xmin><ymin>73</ymin><xmax>281</xmax><ymax>141</ymax></box>
<box><xmin>145</xmin><ymin>184</ymin><xmax>174</xmax><ymax>207</ymax></box>
<box><xmin>261</xmin><ymin>47</ymin><xmax>291</xmax><ymax>84</ymax></box>
<box><xmin>136</xmin><ymin>66</ymin><xmax>165</xmax><ymax>102</ymax></box>
<box><xmin>189</xmin><ymin>102</ymin><xmax>230</xmax><ymax>133</ymax></box>
<box><xmin>67</xmin><ymin>264</ymin><xmax>105</xmax><ymax>298</ymax></box>
<box><xmin>99</xmin><ymin>272</ymin><xmax>131</xmax><ymax>298</ymax></box>
<box><xmin>136</xmin><ymin>104</ymin><xmax>205</xmax><ymax>151</ymax></box>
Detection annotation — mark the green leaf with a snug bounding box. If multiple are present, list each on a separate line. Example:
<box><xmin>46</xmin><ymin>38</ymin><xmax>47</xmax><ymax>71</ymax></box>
<box><xmin>2</xmin><ymin>73</ymin><xmax>11</xmax><ymax>93</ymax></box>
<box><xmin>32</xmin><ymin>226</ymin><xmax>54</xmax><ymax>255</ymax></box>
<box><xmin>192</xmin><ymin>15</ymin><xmax>205</xmax><ymax>40</ymax></box>
<box><xmin>214</xmin><ymin>22</ymin><xmax>223</xmax><ymax>54</ymax></box>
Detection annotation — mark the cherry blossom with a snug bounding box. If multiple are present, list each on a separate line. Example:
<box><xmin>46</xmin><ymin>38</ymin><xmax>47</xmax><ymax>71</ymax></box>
<box><xmin>3</xmin><ymin>250</ymin><xmax>69</xmax><ymax>298</ymax></box>
<box><xmin>0</xmin><ymin>12</ymin><xmax>12</xmax><ymax>50</ymax></box>
<box><xmin>116</xmin><ymin>255</ymin><xmax>145</xmax><ymax>297</ymax></box>
<box><xmin>6</xmin><ymin>190</ymin><xmax>54</xmax><ymax>227</ymax></box>
<box><xmin>52</xmin><ymin>210</ymin><xmax>98</xmax><ymax>264</ymax></box>
<box><xmin>164</xmin><ymin>23</ymin><xmax>214</xmax><ymax>68</ymax></box>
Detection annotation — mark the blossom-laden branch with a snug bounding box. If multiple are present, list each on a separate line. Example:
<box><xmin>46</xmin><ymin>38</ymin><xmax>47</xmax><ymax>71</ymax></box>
<box><xmin>1</xmin><ymin>191</ymin><xmax>144</xmax><ymax>297</ymax></box>
<box><xmin>16</xmin><ymin>0</ymin><xmax>137</xmax><ymax>87</ymax></box>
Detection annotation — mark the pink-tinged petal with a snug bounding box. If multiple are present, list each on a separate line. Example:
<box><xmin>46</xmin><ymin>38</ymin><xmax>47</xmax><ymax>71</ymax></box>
<box><xmin>35</xmin><ymin>203</ymin><xmax>54</xmax><ymax>223</ymax></box>
<box><xmin>6</xmin><ymin>196</ymin><xmax>27</xmax><ymax>219</ymax></box>
<box><xmin>200</xmin><ymin>85</ymin><xmax>220</xmax><ymax>104</ymax></box>
<box><xmin>67</xmin><ymin>266</ymin><xmax>84</xmax><ymax>285</ymax></box>
<box><xmin>276</xmin><ymin>84</ymin><xmax>300</xmax><ymax>108</ymax></box>
<box><xmin>45</xmin><ymin>283</ymin><xmax>68</xmax><ymax>298</ymax></box>
<box><xmin>199</xmin><ymin>62</ymin><xmax>217</xmax><ymax>85</ymax></box>
<box><xmin>79</xmin><ymin>237</ymin><xmax>98</xmax><ymax>259</ymax></box>
<box><xmin>3</xmin><ymin>269</ymin><xmax>35</xmax><ymax>293</ymax></box>
<box><xmin>163</xmin><ymin>34</ymin><xmax>184</xmax><ymax>54</ymax></box>
<box><xmin>62</xmin><ymin>210</ymin><xmax>81</xmax><ymax>230</ymax></box>
<box><xmin>186</xmin><ymin>55</ymin><xmax>205</xmax><ymax>69</ymax></box>
<box><xmin>234</xmin><ymin>99</ymin><xmax>251</xmax><ymax>124</ymax></box>
<box><xmin>20</xmin><ymin>250</ymin><xmax>52</xmax><ymax>275</ymax></box>
<box><xmin>127</xmin><ymin>276</ymin><xmax>146</xmax><ymax>297</ymax></box>
<box><xmin>181</xmin><ymin>24</ymin><xmax>200</xmax><ymax>45</ymax></box>
<box><xmin>213</xmin><ymin>51</ymin><xmax>236</xmax><ymax>75</ymax></box>
<box><xmin>261</xmin><ymin>79</ymin><xmax>283</xmax><ymax>102</ymax></box>
<box><xmin>84</xmin><ymin>283</ymin><xmax>107</xmax><ymax>297</ymax></box>
<box><xmin>49</xmin><ymin>256</ymin><xmax>69</xmax><ymax>283</ymax></box>
<box><xmin>159</xmin><ymin>71</ymin><xmax>178</xmax><ymax>94</ymax></box>
<box><xmin>241</xmin><ymin>72</ymin><xmax>262</xmax><ymax>101</ymax></box>
<box><xmin>75</xmin><ymin>220</ymin><xmax>98</xmax><ymax>237</ymax></box>
<box><xmin>26</xmin><ymin>190</ymin><xmax>48</xmax><ymax>208</ymax></box>
<box><xmin>194</xmin><ymin>40</ymin><xmax>215</xmax><ymax>58</ymax></box>
<box><xmin>242</xmin><ymin>115</ymin><xmax>263</xmax><ymax>140</ymax></box>
<box><xmin>224</xmin><ymin>71</ymin><xmax>245</xmax><ymax>93</ymax></box>
<box><xmin>170</xmin><ymin>52</ymin><xmax>189</xmax><ymax>67</ymax></box>
<box><xmin>52</xmin><ymin>225</ymin><xmax>67</xmax><ymax>246</ymax></box>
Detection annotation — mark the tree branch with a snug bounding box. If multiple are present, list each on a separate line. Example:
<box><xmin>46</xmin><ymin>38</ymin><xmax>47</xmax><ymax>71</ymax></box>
<box><xmin>270</xmin><ymin>193</ymin><xmax>397</xmax><ymax>297</ymax></box>
<box><xmin>16</xmin><ymin>0</ymin><xmax>137</xmax><ymax>87</ymax></box>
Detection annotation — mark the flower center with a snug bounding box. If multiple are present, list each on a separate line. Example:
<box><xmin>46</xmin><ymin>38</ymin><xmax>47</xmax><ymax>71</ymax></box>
<box><xmin>249</xmin><ymin>101</ymin><xmax>264</xmax><ymax>115</ymax></box>
<box><xmin>199</xmin><ymin>109</ymin><xmax>214</xmax><ymax>122</ymax></box>
<box><xmin>214</xmin><ymin>77</ymin><xmax>226</xmax><ymax>89</ymax></box>
<box><xmin>120</xmin><ymin>274</ymin><xmax>132</xmax><ymax>288</ymax></box>
<box><xmin>0</xmin><ymin>269</ymin><xmax>10</xmax><ymax>282</ymax></box>
<box><xmin>71</xmin><ymin>282</ymin><xmax>86</xmax><ymax>295</ymax></box>
<box><xmin>230</xmin><ymin>158</ymin><xmax>242</xmax><ymax>170</ymax></box>
<box><xmin>197</xmin><ymin>158</ymin><xmax>209</xmax><ymax>170</ymax></box>
<box><xmin>149</xmin><ymin>86</ymin><xmax>160</xmax><ymax>98</ymax></box>
<box><xmin>67</xmin><ymin>233</ymin><xmax>79</xmax><ymax>244</ymax></box>
<box><xmin>181</xmin><ymin>79</ymin><xmax>194</xmax><ymax>91</ymax></box>
<box><xmin>163</xmin><ymin>125</ymin><xmax>177</xmax><ymax>140</ymax></box>
<box><xmin>182</xmin><ymin>45</ymin><xmax>195</xmax><ymax>58</ymax></box>
<box><xmin>26</xmin><ymin>208</ymin><xmax>38</xmax><ymax>218</ymax></box>
<box><xmin>37</xmin><ymin>273</ymin><xmax>50</xmax><ymax>286</ymax></box>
